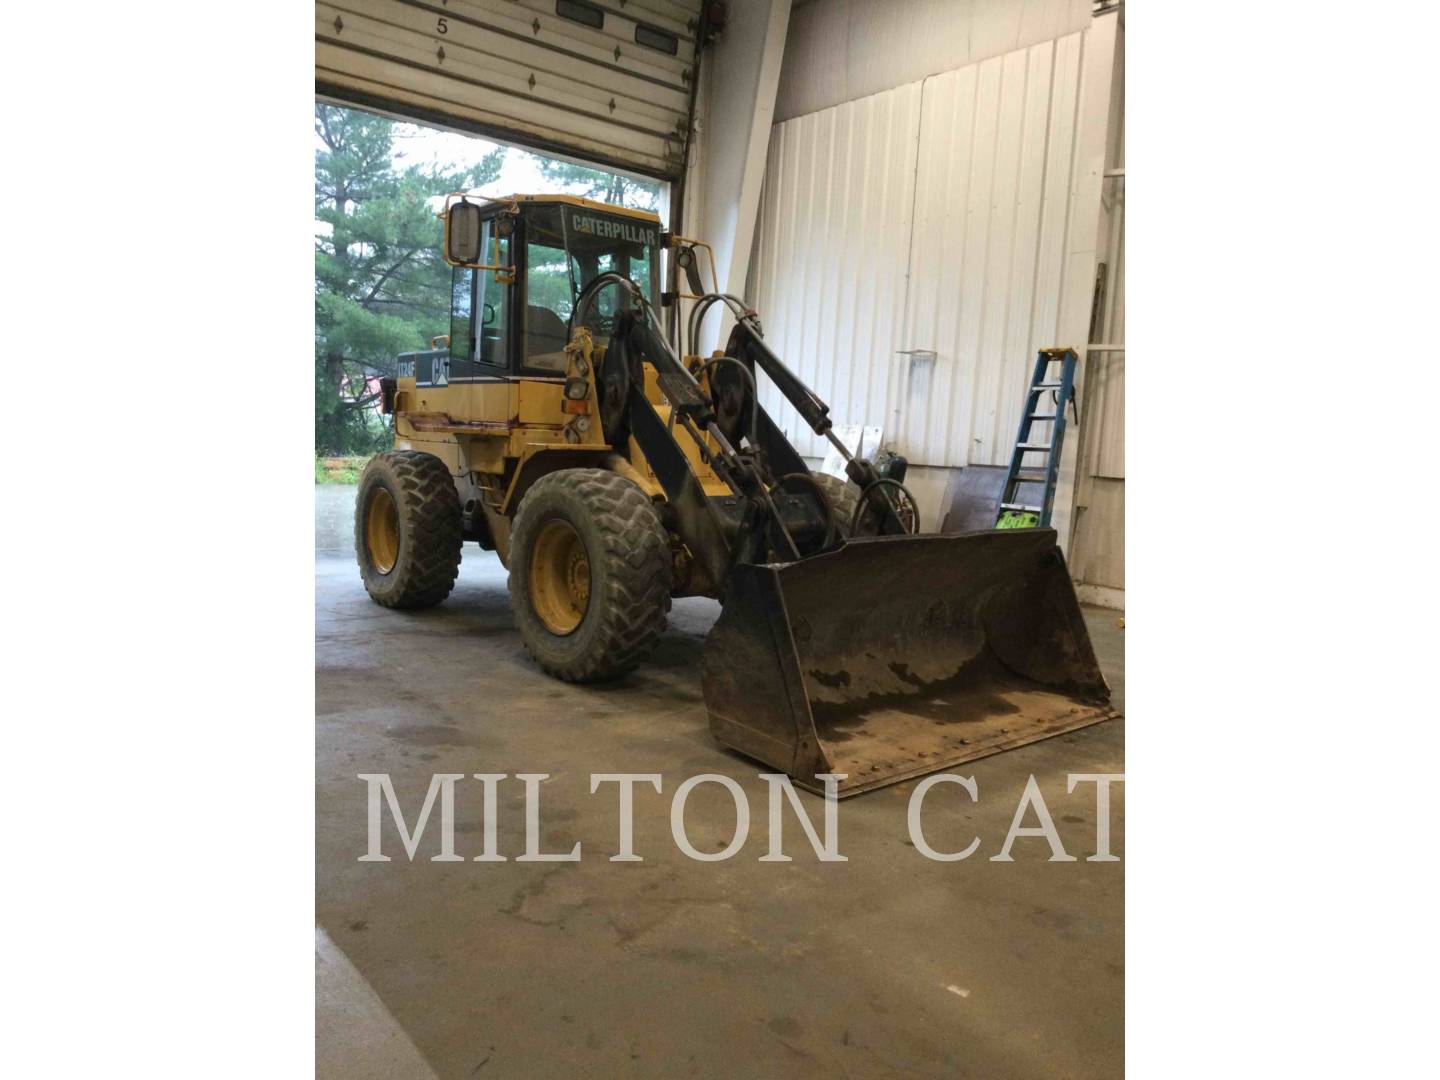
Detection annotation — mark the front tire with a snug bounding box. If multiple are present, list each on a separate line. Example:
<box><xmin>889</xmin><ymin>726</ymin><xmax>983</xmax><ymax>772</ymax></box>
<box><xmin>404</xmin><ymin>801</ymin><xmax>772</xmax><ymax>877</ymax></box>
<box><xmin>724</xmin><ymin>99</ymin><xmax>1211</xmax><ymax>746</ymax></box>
<box><xmin>355</xmin><ymin>450</ymin><xmax>462</xmax><ymax>609</ymax></box>
<box><xmin>509</xmin><ymin>469</ymin><xmax>672</xmax><ymax>682</ymax></box>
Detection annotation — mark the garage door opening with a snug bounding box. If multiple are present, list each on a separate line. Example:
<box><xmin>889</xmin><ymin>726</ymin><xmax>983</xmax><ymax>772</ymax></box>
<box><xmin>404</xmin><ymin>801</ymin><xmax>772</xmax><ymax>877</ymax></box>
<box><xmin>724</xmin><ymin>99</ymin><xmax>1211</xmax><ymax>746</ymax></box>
<box><xmin>314</xmin><ymin>101</ymin><xmax>666</xmax><ymax>474</ymax></box>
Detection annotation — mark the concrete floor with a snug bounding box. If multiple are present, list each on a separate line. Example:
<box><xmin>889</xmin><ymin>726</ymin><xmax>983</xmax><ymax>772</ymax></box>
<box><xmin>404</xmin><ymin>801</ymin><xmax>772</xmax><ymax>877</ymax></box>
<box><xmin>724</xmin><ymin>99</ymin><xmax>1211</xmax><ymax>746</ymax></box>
<box><xmin>316</xmin><ymin>484</ymin><xmax>1124</xmax><ymax>1079</ymax></box>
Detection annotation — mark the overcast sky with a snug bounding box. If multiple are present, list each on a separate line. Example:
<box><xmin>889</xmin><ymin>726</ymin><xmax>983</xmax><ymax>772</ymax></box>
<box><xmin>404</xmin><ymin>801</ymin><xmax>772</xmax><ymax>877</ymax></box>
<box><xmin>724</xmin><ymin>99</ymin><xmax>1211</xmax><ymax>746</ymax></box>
<box><xmin>387</xmin><ymin>122</ymin><xmax>550</xmax><ymax>197</ymax></box>
<box><xmin>317</xmin><ymin>110</ymin><xmax>667</xmax><ymax>231</ymax></box>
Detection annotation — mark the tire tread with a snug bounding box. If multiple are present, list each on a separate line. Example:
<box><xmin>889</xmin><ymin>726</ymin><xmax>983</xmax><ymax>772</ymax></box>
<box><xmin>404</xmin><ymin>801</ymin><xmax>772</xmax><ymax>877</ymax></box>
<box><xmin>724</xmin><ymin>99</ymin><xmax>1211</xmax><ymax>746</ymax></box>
<box><xmin>355</xmin><ymin>450</ymin><xmax>462</xmax><ymax>609</ymax></box>
<box><xmin>510</xmin><ymin>468</ymin><xmax>672</xmax><ymax>682</ymax></box>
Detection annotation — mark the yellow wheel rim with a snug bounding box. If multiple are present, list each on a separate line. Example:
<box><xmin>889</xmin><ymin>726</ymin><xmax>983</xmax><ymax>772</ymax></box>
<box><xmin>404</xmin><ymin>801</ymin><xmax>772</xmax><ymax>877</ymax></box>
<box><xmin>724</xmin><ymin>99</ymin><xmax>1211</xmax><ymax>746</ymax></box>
<box><xmin>529</xmin><ymin>519</ymin><xmax>590</xmax><ymax>635</ymax></box>
<box><xmin>366</xmin><ymin>486</ymin><xmax>400</xmax><ymax>574</ymax></box>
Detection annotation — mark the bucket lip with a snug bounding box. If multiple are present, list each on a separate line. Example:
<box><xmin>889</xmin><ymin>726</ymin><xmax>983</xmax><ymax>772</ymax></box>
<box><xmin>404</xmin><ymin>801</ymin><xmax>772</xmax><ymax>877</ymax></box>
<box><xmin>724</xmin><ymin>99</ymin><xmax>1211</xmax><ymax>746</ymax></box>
<box><xmin>790</xmin><ymin>702</ymin><xmax>1122</xmax><ymax>798</ymax></box>
<box><xmin>846</xmin><ymin>525</ymin><xmax>1059</xmax><ymax>545</ymax></box>
<box><xmin>747</xmin><ymin>526</ymin><xmax>1065</xmax><ymax>573</ymax></box>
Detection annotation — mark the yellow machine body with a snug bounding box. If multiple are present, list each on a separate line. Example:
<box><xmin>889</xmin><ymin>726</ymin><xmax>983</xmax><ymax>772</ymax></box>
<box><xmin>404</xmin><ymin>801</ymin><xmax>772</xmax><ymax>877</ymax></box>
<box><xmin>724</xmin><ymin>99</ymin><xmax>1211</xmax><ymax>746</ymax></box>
<box><xmin>386</xmin><ymin>195</ymin><xmax>731</xmax><ymax>594</ymax></box>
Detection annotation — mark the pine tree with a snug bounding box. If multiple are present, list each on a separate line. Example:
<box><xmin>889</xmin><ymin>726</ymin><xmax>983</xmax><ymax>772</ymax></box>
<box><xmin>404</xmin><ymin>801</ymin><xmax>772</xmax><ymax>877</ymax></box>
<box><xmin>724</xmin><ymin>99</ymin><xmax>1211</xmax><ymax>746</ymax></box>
<box><xmin>314</xmin><ymin>104</ymin><xmax>505</xmax><ymax>454</ymax></box>
<box><xmin>536</xmin><ymin>158</ymin><xmax>662</xmax><ymax>211</ymax></box>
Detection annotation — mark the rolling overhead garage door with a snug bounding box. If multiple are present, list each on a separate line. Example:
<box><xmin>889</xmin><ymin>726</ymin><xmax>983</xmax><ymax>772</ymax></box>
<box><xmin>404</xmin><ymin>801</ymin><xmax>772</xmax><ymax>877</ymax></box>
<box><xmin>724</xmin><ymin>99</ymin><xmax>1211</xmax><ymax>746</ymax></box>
<box><xmin>316</xmin><ymin>0</ymin><xmax>703</xmax><ymax>178</ymax></box>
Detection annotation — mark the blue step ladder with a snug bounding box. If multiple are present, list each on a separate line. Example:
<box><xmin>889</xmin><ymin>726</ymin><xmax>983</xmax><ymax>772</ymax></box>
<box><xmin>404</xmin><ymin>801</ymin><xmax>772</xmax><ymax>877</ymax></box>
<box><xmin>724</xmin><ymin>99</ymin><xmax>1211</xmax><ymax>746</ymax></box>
<box><xmin>996</xmin><ymin>347</ymin><xmax>1079</xmax><ymax>529</ymax></box>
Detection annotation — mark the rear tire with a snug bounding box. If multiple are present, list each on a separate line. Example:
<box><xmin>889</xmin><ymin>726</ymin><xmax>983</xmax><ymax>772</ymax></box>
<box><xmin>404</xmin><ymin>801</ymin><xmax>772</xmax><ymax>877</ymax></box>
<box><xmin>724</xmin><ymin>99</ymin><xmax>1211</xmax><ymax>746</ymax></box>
<box><xmin>355</xmin><ymin>450</ymin><xmax>462</xmax><ymax>609</ymax></box>
<box><xmin>509</xmin><ymin>468</ymin><xmax>672</xmax><ymax>682</ymax></box>
<box><xmin>812</xmin><ymin>472</ymin><xmax>861</xmax><ymax>538</ymax></box>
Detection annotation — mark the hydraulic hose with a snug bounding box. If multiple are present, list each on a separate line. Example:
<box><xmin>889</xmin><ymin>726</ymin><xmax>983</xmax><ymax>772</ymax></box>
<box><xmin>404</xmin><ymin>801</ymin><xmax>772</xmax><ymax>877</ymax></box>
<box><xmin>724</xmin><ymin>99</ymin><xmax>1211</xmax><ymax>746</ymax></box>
<box><xmin>852</xmin><ymin>477</ymin><xmax>921</xmax><ymax>537</ymax></box>
<box><xmin>691</xmin><ymin>355</ymin><xmax>760</xmax><ymax>448</ymax></box>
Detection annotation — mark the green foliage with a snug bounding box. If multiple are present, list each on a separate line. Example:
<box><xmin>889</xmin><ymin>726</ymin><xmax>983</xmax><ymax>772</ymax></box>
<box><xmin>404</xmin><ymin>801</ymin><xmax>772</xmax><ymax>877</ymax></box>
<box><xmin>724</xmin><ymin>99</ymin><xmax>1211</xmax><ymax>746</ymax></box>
<box><xmin>314</xmin><ymin>104</ymin><xmax>504</xmax><ymax>455</ymax></box>
<box><xmin>527</xmin><ymin>248</ymin><xmax>576</xmax><ymax>320</ymax></box>
<box><xmin>536</xmin><ymin>157</ymin><xmax>662</xmax><ymax>211</ymax></box>
<box><xmin>315</xmin><ymin>456</ymin><xmax>366</xmax><ymax>484</ymax></box>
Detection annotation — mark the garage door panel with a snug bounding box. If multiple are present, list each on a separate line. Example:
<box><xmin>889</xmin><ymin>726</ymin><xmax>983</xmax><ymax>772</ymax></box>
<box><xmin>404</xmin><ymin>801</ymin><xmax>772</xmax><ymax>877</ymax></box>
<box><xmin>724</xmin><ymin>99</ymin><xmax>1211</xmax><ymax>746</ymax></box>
<box><xmin>328</xmin><ymin>0</ymin><xmax>692</xmax><ymax>98</ymax></box>
<box><xmin>317</xmin><ymin>42</ymin><xmax>674</xmax><ymax>169</ymax></box>
<box><xmin>317</xmin><ymin>3</ymin><xmax>685</xmax><ymax>136</ymax></box>
<box><xmin>459</xmin><ymin>0</ymin><xmax>694</xmax><ymax>88</ymax></box>
<box><xmin>509</xmin><ymin>0</ymin><xmax>698</xmax><ymax>50</ymax></box>
<box><xmin>317</xmin><ymin>0</ymin><xmax>702</xmax><ymax>178</ymax></box>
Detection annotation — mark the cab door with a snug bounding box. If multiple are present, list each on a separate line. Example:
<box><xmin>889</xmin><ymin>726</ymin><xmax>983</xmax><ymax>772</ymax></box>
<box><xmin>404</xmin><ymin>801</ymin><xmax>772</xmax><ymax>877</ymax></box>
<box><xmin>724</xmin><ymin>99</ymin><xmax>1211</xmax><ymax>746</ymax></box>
<box><xmin>450</xmin><ymin>213</ymin><xmax>515</xmax><ymax>380</ymax></box>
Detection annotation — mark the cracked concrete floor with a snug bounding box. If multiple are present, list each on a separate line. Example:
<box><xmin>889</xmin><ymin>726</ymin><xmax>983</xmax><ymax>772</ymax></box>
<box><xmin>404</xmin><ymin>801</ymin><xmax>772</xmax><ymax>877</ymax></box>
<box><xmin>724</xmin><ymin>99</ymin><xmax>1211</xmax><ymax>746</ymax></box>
<box><xmin>315</xmin><ymin>485</ymin><xmax>1125</xmax><ymax>1079</ymax></box>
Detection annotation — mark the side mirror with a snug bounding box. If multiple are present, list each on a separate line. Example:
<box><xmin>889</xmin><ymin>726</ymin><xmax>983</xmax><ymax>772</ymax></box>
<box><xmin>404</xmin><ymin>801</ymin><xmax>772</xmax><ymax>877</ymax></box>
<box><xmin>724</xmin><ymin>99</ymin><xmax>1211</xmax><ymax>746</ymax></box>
<box><xmin>446</xmin><ymin>201</ymin><xmax>484</xmax><ymax>265</ymax></box>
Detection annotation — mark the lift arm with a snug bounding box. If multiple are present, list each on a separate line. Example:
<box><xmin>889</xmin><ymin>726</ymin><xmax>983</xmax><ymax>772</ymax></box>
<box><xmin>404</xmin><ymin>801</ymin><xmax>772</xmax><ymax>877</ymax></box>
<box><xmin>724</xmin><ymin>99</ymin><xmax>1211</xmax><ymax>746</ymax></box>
<box><xmin>584</xmin><ymin>276</ymin><xmax>803</xmax><ymax>592</ymax></box>
<box><xmin>720</xmin><ymin>315</ymin><xmax>910</xmax><ymax>535</ymax></box>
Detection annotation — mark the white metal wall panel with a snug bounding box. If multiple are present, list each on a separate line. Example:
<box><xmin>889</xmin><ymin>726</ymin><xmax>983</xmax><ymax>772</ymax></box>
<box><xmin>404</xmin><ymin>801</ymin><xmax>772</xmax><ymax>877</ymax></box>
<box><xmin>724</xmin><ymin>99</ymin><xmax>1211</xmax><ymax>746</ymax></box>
<box><xmin>1068</xmin><ymin>11</ymin><xmax>1122</xmax><ymax>595</ymax></box>
<box><xmin>316</xmin><ymin>0</ymin><xmax>703</xmax><ymax>178</ymax></box>
<box><xmin>900</xmin><ymin>32</ymin><xmax>1086</xmax><ymax>467</ymax></box>
<box><xmin>752</xmin><ymin>29</ymin><xmax>1103</xmax><ymax>469</ymax></box>
<box><xmin>750</xmin><ymin>82</ymin><xmax>923</xmax><ymax>458</ymax></box>
<box><xmin>775</xmin><ymin>0</ymin><xmax>1093</xmax><ymax>122</ymax></box>
<box><xmin>1092</xmin><ymin>264</ymin><xmax>1124</xmax><ymax>478</ymax></box>
<box><xmin>1093</xmin><ymin>21</ymin><xmax>1125</xmax><ymax>483</ymax></box>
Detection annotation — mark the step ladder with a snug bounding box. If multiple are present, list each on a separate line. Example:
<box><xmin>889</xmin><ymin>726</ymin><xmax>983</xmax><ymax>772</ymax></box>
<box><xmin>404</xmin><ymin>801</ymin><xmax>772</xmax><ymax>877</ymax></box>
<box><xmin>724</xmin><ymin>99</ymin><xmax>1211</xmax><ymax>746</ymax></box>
<box><xmin>996</xmin><ymin>347</ymin><xmax>1079</xmax><ymax>529</ymax></box>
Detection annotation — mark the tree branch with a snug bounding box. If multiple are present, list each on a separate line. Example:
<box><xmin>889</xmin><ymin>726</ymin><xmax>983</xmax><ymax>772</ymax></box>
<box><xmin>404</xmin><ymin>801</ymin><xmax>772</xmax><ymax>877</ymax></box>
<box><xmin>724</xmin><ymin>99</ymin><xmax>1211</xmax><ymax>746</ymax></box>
<box><xmin>362</xmin><ymin>248</ymin><xmax>421</xmax><ymax>305</ymax></box>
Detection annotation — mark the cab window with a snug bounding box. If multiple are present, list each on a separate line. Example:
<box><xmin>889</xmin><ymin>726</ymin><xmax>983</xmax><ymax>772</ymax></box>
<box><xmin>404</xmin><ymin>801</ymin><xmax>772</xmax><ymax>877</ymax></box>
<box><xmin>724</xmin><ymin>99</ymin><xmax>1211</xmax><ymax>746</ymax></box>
<box><xmin>524</xmin><ymin>224</ymin><xmax>574</xmax><ymax>373</ymax></box>
<box><xmin>450</xmin><ymin>266</ymin><xmax>473</xmax><ymax>366</ymax></box>
<box><xmin>477</xmin><ymin>224</ymin><xmax>511</xmax><ymax>368</ymax></box>
<box><xmin>451</xmin><ymin>220</ymin><xmax>512</xmax><ymax>371</ymax></box>
<box><xmin>522</xmin><ymin>204</ymin><xmax>657</xmax><ymax>374</ymax></box>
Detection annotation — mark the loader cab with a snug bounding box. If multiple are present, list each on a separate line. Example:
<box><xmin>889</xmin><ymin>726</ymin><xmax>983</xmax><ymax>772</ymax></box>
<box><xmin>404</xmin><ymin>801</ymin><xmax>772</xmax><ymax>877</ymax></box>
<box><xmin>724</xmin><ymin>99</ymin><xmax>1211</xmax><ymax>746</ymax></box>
<box><xmin>444</xmin><ymin>196</ymin><xmax>660</xmax><ymax>380</ymax></box>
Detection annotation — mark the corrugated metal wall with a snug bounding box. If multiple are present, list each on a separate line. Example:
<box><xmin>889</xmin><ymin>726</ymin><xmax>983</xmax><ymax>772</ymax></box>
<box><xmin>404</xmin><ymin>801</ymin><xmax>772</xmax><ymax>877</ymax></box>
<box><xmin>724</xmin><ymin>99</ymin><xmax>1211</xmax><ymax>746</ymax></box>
<box><xmin>774</xmin><ymin>0</ymin><xmax>1093</xmax><ymax>122</ymax></box>
<box><xmin>751</xmin><ymin>82</ymin><xmax>922</xmax><ymax>459</ymax></box>
<box><xmin>751</xmin><ymin>28</ymin><xmax>1104</xmax><ymax>469</ymax></box>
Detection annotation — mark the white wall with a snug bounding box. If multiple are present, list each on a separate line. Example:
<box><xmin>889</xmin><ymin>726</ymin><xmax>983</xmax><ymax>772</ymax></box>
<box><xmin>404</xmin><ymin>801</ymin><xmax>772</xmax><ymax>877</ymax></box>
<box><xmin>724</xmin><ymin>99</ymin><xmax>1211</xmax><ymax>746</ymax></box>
<box><xmin>750</xmin><ymin>80</ymin><xmax>922</xmax><ymax>457</ymax></box>
<box><xmin>1068</xmin><ymin>11</ymin><xmax>1124</xmax><ymax>603</ymax></box>
<box><xmin>775</xmin><ymin>0</ymin><xmax>1092</xmax><ymax>122</ymax></box>
<box><xmin>750</xmin><ymin>7</ymin><xmax>1120</xmax><ymax>554</ymax></box>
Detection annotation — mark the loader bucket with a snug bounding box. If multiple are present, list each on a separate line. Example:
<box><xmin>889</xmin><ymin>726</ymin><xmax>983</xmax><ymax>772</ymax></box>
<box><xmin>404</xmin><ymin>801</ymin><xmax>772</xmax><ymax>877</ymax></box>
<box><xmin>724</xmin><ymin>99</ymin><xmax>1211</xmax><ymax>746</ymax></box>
<box><xmin>701</xmin><ymin>529</ymin><xmax>1117</xmax><ymax>796</ymax></box>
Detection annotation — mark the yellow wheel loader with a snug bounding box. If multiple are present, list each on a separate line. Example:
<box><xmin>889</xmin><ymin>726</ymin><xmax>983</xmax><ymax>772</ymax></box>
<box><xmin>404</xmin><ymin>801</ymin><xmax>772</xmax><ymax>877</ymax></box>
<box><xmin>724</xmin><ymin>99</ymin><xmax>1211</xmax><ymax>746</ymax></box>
<box><xmin>356</xmin><ymin>193</ymin><xmax>1116</xmax><ymax>795</ymax></box>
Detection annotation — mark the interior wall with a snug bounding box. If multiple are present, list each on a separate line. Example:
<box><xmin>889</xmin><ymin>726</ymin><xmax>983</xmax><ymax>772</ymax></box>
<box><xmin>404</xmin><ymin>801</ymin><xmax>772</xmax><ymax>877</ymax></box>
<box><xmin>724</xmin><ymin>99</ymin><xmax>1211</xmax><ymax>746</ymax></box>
<box><xmin>685</xmin><ymin>0</ymin><xmax>792</xmax><ymax>356</ymax></box>
<box><xmin>776</xmin><ymin>0</ymin><xmax>1092</xmax><ymax>122</ymax></box>
<box><xmin>751</xmin><ymin>12</ymin><xmax>1119</xmax><ymax>553</ymax></box>
<box><xmin>1068</xmin><ymin>10</ymin><xmax>1124</xmax><ymax>605</ymax></box>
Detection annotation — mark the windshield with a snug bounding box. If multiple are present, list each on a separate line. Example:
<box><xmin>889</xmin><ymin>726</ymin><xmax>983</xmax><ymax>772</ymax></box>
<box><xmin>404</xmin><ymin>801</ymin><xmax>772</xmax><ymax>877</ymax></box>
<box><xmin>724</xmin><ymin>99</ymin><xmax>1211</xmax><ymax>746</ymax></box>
<box><xmin>523</xmin><ymin>203</ymin><xmax>658</xmax><ymax>371</ymax></box>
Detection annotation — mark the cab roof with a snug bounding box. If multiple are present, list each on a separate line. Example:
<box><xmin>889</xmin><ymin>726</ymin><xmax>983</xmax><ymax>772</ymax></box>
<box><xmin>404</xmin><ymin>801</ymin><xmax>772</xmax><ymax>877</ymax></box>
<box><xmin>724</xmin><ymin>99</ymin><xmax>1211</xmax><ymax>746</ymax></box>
<box><xmin>482</xmin><ymin>193</ymin><xmax>661</xmax><ymax>226</ymax></box>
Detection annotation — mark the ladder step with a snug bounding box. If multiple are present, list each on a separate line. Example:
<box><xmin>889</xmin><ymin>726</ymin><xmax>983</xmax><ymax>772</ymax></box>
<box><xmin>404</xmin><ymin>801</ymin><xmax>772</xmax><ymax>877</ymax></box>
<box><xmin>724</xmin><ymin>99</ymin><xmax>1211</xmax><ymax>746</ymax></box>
<box><xmin>1030</xmin><ymin>381</ymin><xmax>1063</xmax><ymax>391</ymax></box>
<box><xmin>1011</xmin><ymin>471</ymin><xmax>1050</xmax><ymax>484</ymax></box>
<box><xmin>1017</xmin><ymin>442</ymin><xmax>1051</xmax><ymax>451</ymax></box>
<box><xmin>1000</xmin><ymin>502</ymin><xmax>1043</xmax><ymax>513</ymax></box>
<box><xmin>1028</xmin><ymin>412</ymin><xmax>1056</xmax><ymax>420</ymax></box>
